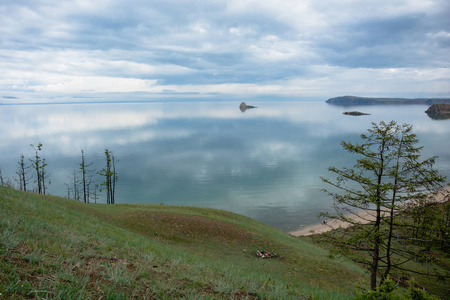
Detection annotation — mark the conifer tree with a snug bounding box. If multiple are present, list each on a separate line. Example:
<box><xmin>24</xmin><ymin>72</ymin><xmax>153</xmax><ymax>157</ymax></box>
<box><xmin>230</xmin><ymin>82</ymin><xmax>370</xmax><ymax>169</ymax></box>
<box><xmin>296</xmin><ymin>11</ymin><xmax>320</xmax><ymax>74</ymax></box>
<box><xmin>321</xmin><ymin>121</ymin><xmax>446</xmax><ymax>290</ymax></box>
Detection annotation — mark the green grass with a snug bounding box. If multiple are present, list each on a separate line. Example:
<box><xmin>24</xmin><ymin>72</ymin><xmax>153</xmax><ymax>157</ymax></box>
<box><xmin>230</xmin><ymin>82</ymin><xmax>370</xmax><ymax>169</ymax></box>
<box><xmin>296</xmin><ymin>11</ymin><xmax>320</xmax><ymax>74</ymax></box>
<box><xmin>0</xmin><ymin>186</ymin><xmax>367</xmax><ymax>299</ymax></box>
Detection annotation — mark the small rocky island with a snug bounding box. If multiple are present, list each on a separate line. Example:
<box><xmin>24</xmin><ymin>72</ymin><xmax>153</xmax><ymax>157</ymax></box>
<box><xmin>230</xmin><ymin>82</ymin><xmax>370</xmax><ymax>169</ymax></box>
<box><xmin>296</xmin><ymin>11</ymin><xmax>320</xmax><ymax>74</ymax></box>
<box><xmin>425</xmin><ymin>104</ymin><xmax>450</xmax><ymax>120</ymax></box>
<box><xmin>343</xmin><ymin>111</ymin><xmax>371</xmax><ymax>116</ymax></box>
<box><xmin>327</xmin><ymin>96</ymin><xmax>450</xmax><ymax>106</ymax></box>
<box><xmin>239</xmin><ymin>102</ymin><xmax>257</xmax><ymax>112</ymax></box>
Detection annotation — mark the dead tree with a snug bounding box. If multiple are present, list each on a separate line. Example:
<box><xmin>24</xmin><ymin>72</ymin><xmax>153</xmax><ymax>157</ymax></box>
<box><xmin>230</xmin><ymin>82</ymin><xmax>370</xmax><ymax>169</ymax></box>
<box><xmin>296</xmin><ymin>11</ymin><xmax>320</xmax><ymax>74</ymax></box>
<box><xmin>79</xmin><ymin>149</ymin><xmax>95</xmax><ymax>203</ymax></box>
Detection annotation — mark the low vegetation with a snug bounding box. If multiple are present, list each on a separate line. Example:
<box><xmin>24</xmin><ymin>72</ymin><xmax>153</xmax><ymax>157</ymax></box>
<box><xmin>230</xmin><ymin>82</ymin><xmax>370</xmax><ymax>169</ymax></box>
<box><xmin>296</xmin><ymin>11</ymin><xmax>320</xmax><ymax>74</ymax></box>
<box><xmin>1</xmin><ymin>186</ymin><xmax>367</xmax><ymax>299</ymax></box>
<box><xmin>311</xmin><ymin>199</ymin><xmax>450</xmax><ymax>299</ymax></box>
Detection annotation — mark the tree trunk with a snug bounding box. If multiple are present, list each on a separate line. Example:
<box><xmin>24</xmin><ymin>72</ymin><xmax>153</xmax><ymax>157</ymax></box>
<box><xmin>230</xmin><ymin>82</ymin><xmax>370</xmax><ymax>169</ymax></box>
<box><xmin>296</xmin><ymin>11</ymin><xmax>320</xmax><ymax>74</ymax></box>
<box><xmin>371</xmin><ymin>141</ymin><xmax>386</xmax><ymax>290</ymax></box>
<box><xmin>112</xmin><ymin>154</ymin><xmax>116</xmax><ymax>204</ymax></box>
<box><xmin>371</xmin><ymin>202</ymin><xmax>381</xmax><ymax>290</ymax></box>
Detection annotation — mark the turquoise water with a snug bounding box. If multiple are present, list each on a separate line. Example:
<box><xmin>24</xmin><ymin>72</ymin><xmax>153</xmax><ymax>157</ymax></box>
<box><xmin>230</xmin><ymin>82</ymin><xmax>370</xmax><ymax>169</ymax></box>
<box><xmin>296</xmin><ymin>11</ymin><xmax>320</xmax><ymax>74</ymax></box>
<box><xmin>1</xmin><ymin>100</ymin><xmax>449</xmax><ymax>231</ymax></box>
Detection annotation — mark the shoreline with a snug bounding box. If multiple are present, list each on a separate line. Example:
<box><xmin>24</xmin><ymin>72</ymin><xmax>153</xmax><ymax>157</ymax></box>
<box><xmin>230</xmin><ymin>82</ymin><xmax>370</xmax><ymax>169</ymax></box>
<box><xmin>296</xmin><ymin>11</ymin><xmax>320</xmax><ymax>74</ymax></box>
<box><xmin>290</xmin><ymin>187</ymin><xmax>450</xmax><ymax>237</ymax></box>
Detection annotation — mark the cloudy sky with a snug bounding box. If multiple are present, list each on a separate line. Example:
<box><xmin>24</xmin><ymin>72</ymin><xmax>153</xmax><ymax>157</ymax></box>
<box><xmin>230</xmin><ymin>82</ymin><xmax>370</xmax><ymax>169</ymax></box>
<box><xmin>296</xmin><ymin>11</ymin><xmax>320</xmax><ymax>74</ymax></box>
<box><xmin>1</xmin><ymin>0</ymin><xmax>449</xmax><ymax>102</ymax></box>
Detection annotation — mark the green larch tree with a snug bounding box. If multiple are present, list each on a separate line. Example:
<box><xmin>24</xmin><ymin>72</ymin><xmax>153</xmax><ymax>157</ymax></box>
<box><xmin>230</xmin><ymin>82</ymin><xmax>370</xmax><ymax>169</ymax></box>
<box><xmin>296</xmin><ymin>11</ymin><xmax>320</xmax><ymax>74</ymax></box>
<box><xmin>320</xmin><ymin>121</ymin><xmax>446</xmax><ymax>290</ymax></box>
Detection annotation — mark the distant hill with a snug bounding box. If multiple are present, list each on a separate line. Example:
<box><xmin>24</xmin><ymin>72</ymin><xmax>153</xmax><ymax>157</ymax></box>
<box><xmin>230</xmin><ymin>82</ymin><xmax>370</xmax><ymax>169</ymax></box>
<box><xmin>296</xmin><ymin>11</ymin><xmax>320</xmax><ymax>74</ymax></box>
<box><xmin>326</xmin><ymin>95</ymin><xmax>450</xmax><ymax>106</ymax></box>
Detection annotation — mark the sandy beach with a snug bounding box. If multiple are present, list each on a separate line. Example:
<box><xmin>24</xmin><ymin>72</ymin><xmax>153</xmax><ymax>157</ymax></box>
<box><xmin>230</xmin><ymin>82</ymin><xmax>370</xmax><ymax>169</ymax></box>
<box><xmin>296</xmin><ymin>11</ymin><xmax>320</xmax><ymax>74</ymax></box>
<box><xmin>290</xmin><ymin>186</ymin><xmax>450</xmax><ymax>237</ymax></box>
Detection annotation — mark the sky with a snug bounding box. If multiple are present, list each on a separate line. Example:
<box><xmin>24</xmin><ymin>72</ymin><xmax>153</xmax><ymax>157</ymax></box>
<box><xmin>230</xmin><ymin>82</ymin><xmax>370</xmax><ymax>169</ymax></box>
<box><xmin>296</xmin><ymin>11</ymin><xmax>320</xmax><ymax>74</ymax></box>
<box><xmin>1</xmin><ymin>0</ymin><xmax>450</xmax><ymax>102</ymax></box>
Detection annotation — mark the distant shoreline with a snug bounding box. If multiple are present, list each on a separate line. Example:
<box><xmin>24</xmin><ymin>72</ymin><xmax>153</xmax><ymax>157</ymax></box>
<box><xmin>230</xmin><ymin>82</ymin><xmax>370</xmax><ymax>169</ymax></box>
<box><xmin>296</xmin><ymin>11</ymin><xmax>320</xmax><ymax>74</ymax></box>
<box><xmin>326</xmin><ymin>96</ymin><xmax>450</xmax><ymax>106</ymax></box>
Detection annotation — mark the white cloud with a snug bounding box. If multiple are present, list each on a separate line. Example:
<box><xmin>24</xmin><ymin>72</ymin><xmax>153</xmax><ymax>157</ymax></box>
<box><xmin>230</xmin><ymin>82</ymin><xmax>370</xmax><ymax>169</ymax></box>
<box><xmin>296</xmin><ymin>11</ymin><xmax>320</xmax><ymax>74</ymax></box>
<box><xmin>249</xmin><ymin>35</ymin><xmax>317</xmax><ymax>62</ymax></box>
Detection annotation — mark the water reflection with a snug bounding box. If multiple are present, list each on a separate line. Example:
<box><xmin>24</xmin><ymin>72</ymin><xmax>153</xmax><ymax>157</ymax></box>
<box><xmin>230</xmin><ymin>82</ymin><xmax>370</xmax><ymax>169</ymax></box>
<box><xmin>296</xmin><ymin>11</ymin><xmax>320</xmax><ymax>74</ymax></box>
<box><xmin>425</xmin><ymin>111</ymin><xmax>450</xmax><ymax>120</ymax></box>
<box><xmin>0</xmin><ymin>101</ymin><xmax>449</xmax><ymax>231</ymax></box>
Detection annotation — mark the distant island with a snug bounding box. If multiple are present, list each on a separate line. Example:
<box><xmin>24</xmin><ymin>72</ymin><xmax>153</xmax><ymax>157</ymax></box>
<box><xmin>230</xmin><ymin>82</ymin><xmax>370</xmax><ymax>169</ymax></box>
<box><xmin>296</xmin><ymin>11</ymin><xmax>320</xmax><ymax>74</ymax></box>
<box><xmin>326</xmin><ymin>96</ymin><xmax>450</xmax><ymax>106</ymax></box>
<box><xmin>343</xmin><ymin>111</ymin><xmax>371</xmax><ymax>116</ymax></box>
<box><xmin>425</xmin><ymin>103</ymin><xmax>450</xmax><ymax>120</ymax></box>
<box><xmin>239</xmin><ymin>101</ymin><xmax>257</xmax><ymax>112</ymax></box>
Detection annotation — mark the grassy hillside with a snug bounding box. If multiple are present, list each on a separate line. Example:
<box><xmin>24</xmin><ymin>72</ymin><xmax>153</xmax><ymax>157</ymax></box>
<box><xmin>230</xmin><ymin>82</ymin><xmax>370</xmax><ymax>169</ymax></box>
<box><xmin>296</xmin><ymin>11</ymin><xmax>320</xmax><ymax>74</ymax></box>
<box><xmin>0</xmin><ymin>186</ymin><xmax>367</xmax><ymax>299</ymax></box>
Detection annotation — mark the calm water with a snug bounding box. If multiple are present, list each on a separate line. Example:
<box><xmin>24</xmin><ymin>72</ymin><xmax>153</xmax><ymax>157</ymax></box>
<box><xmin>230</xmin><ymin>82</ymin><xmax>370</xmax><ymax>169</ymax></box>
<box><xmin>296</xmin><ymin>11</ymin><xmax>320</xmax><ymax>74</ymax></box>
<box><xmin>1</xmin><ymin>100</ymin><xmax>449</xmax><ymax>232</ymax></box>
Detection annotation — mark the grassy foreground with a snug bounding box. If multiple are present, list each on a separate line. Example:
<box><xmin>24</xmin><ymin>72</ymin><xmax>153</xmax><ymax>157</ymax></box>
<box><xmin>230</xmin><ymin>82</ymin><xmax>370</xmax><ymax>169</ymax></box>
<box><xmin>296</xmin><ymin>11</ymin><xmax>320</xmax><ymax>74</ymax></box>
<box><xmin>0</xmin><ymin>186</ymin><xmax>367</xmax><ymax>299</ymax></box>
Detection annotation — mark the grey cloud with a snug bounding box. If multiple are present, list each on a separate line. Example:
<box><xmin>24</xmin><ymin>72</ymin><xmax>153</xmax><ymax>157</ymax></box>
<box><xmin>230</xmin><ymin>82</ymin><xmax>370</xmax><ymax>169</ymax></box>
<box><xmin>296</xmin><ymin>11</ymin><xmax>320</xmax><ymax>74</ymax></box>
<box><xmin>1</xmin><ymin>0</ymin><xmax>449</xmax><ymax>98</ymax></box>
<box><xmin>315</xmin><ymin>9</ymin><xmax>450</xmax><ymax>68</ymax></box>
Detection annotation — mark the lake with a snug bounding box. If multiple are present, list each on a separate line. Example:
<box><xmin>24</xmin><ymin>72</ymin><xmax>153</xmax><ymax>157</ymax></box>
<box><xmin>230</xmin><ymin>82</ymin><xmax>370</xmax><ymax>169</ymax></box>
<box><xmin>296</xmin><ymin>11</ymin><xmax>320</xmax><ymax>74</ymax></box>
<box><xmin>1</xmin><ymin>100</ymin><xmax>449</xmax><ymax>232</ymax></box>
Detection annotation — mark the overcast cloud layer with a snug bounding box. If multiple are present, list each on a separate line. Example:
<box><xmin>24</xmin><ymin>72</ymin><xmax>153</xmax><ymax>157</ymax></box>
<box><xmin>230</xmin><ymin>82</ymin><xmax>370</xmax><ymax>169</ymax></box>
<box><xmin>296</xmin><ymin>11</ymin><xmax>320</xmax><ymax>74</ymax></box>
<box><xmin>1</xmin><ymin>0</ymin><xmax>449</xmax><ymax>102</ymax></box>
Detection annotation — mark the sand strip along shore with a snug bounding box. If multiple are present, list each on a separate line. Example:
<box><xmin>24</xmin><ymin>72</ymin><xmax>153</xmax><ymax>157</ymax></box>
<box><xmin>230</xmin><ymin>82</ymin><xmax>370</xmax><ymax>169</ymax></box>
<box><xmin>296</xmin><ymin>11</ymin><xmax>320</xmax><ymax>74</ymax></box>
<box><xmin>290</xmin><ymin>187</ymin><xmax>450</xmax><ymax>237</ymax></box>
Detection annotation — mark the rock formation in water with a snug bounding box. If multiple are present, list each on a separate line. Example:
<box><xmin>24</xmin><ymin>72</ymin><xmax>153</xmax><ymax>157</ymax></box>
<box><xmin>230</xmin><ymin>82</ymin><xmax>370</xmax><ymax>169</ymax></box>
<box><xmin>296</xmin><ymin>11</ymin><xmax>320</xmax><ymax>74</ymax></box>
<box><xmin>326</xmin><ymin>96</ymin><xmax>450</xmax><ymax>106</ymax></box>
<box><xmin>343</xmin><ymin>111</ymin><xmax>371</xmax><ymax>116</ymax></box>
<box><xmin>425</xmin><ymin>104</ymin><xmax>450</xmax><ymax>120</ymax></box>
<box><xmin>239</xmin><ymin>102</ymin><xmax>257</xmax><ymax>112</ymax></box>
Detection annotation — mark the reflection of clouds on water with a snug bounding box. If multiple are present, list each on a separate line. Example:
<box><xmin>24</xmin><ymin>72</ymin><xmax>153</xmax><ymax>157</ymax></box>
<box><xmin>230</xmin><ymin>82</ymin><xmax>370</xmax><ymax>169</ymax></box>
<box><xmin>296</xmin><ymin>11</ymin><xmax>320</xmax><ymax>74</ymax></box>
<box><xmin>414</xmin><ymin>122</ymin><xmax>450</xmax><ymax>134</ymax></box>
<box><xmin>250</xmin><ymin>141</ymin><xmax>303</xmax><ymax>168</ymax></box>
<box><xmin>2</xmin><ymin>109</ymin><xmax>155</xmax><ymax>139</ymax></box>
<box><xmin>3</xmin><ymin>102</ymin><xmax>448</xmax><ymax>145</ymax></box>
<box><xmin>114</xmin><ymin>129</ymin><xmax>193</xmax><ymax>146</ymax></box>
<box><xmin>1</xmin><ymin>101</ymin><xmax>448</xmax><ymax>165</ymax></box>
<box><xmin>0</xmin><ymin>101</ymin><xmax>449</xmax><ymax>230</ymax></box>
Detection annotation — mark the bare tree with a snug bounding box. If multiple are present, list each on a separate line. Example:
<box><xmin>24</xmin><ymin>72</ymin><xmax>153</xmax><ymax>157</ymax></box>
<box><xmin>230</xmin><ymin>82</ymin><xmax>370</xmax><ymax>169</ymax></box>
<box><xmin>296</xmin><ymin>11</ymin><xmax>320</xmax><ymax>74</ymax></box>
<box><xmin>79</xmin><ymin>149</ymin><xmax>95</xmax><ymax>203</ymax></box>
<box><xmin>92</xmin><ymin>184</ymin><xmax>99</xmax><ymax>204</ymax></box>
<box><xmin>64</xmin><ymin>182</ymin><xmax>72</xmax><ymax>199</ymax></box>
<box><xmin>0</xmin><ymin>167</ymin><xmax>14</xmax><ymax>188</ymax></box>
<box><xmin>30</xmin><ymin>143</ymin><xmax>49</xmax><ymax>194</ymax></box>
<box><xmin>16</xmin><ymin>154</ymin><xmax>30</xmax><ymax>191</ymax></box>
<box><xmin>72</xmin><ymin>169</ymin><xmax>80</xmax><ymax>201</ymax></box>
<box><xmin>111</xmin><ymin>153</ymin><xmax>118</xmax><ymax>204</ymax></box>
<box><xmin>100</xmin><ymin>149</ymin><xmax>118</xmax><ymax>204</ymax></box>
<box><xmin>41</xmin><ymin>157</ymin><xmax>49</xmax><ymax>194</ymax></box>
